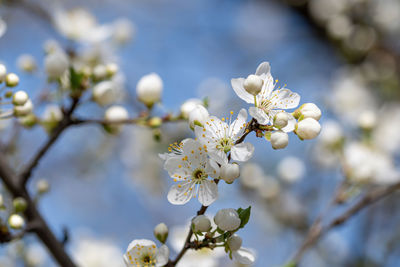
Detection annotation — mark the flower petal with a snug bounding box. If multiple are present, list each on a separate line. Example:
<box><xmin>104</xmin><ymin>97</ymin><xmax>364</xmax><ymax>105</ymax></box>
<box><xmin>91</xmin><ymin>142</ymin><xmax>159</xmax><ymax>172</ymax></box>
<box><xmin>198</xmin><ymin>180</ymin><xmax>218</xmax><ymax>206</ymax></box>
<box><xmin>231</xmin><ymin>78</ymin><xmax>253</xmax><ymax>104</ymax></box>
<box><xmin>249</xmin><ymin>107</ymin><xmax>270</xmax><ymax>125</ymax></box>
<box><xmin>230</xmin><ymin>108</ymin><xmax>248</xmax><ymax>138</ymax></box>
<box><xmin>164</xmin><ymin>157</ymin><xmax>191</xmax><ymax>180</ymax></box>
<box><xmin>182</xmin><ymin>138</ymin><xmax>206</xmax><ymax>166</ymax></box>
<box><xmin>156</xmin><ymin>245</ymin><xmax>169</xmax><ymax>267</ymax></box>
<box><xmin>232</xmin><ymin>248</ymin><xmax>256</xmax><ymax>265</ymax></box>
<box><xmin>206</xmin><ymin>159</ymin><xmax>220</xmax><ymax>179</ymax></box>
<box><xmin>255</xmin><ymin>62</ymin><xmax>270</xmax><ymax>76</ymax></box>
<box><xmin>231</xmin><ymin>142</ymin><xmax>254</xmax><ymax>162</ymax></box>
<box><xmin>270</xmin><ymin>89</ymin><xmax>300</xmax><ymax>110</ymax></box>
<box><xmin>281</xmin><ymin>113</ymin><xmax>296</xmax><ymax>133</ymax></box>
<box><xmin>167</xmin><ymin>181</ymin><xmax>195</xmax><ymax>205</ymax></box>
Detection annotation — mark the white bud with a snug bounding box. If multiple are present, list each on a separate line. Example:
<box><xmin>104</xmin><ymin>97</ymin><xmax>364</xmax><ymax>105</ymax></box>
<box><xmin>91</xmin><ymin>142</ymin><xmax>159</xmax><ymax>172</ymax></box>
<box><xmin>93</xmin><ymin>81</ymin><xmax>117</xmax><ymax>106</ymax></box>
<box><xmin>220</xmin><ymin>163</ymin><xmax>240</xmax><ymax>184</ymax></box>
<box><xmin>105</xmin><ymin>106</ymin><xmax>129</xmax><ymax>123</ymax></box>
<box><xmin>17</xmin><ymin>54</ymin><xmax>37</xmax><ymax>72</ymax></box>
<box><xmin>180</xmin><ymin>98</ymin><xmax>203</xmax><ymax>119</ymax></box>
<box><xmin>214</xmin><ymin>208</ymin><xmax>241</xmax><ymax>231</ymax></box>
<box><xmin>0</xmin><ymin>64</ymin><xmax>6</xmax><ymax>82</ymax></box>
<box><xmin>106</xmin><ymin>63</ymin><xmax>119</xmax><ymax>76</ymax></box>
<box><xmin>243</xmin><ymin>74</ymin><xmax>263</xmax><ymax>96</ymax></box>
<box><xmin>192</xmin><ymin>215</ymin><xmax>211</xmax><ymax>232</ymax></box>
<box><xmin>8</xmin><ymin>214</ymin><xmax>25</xmax><ymax>229</ymax></box>
<box><xmin>154</xmin><ymin>223</ymin><xmax>168</xmax><ymax>243</ymax></box>
<box><xmin>273</xmin><ymin>112</ymin><xmax>289</xmax><ymax>129</ymax></box>
<box><xmin>45</xmin><ymin>51</ymin><xmax>69</xmax><ymax>79</ymax></box>
<box><xmin>188</xmin><ymin>105</ymin><xmax>209</xmax><ymax>129</ymax></box>
<box><xmin>42</xmin><ymin>105</ymin><xmax>63</xmax><ymax>123</ymax></box>
<box><xmin>270</xmin><ymin>130</ymin><xmax>289</xmax><ymax>149</ymax></box>
<box><xmin>93</xmin><ymin>64</ymin><xmax>108</xmax><ymax>80</ymax></box>
<box><xmin>298</xmin><ymin>103</ymin><xmax>321</xmax><ymax>121</ymax></box>
<box><xmin>319</xmin><ymin>120</ymin><xmax>343</xmax><ymax>145</ymax></box>
<box><xmin>136</xmin><ymin>73</ymin><xmax>163</xmax><ymax>106</ymax></box>
<box><xmin>227</xmin><ymin>234</ymin><xmax>242</xmax><ymax>251</ymax></box>
<box><xmin>5</xmin><ymin>73</ymin><xmax>19</xmax><ymax>87</ymax></box>
<box><xmin>43</xmin><ymin>39</ymin><xmax>61</xmax><ymax>54</ymax></box>
<box><xmin>295</xmin><ymin>118</ymin><xmax>321</xmax><ymax>140</ymax></box>
<box><xmin>36</xmin><ymin>179</ymin><xmax>50</xmax><ymax>194</ymax></box>
<box><xmin>12</xmin><ymin>91</ymin><xmax>29</xmax><ymax>106</ymax></box>
<box><xmin>358</xmin><ymin>110</ymin><xmax>376</xmax><ymax>130</ymax></box>
<box><xmin>14</xmin><ymin>99</ymin><xmax>33</xmax><ymax>117</ymax></box>
<box><xmin>104</xmin><ymin>105</ymin><xmax>129</xmax><ymax>134</ymax></box>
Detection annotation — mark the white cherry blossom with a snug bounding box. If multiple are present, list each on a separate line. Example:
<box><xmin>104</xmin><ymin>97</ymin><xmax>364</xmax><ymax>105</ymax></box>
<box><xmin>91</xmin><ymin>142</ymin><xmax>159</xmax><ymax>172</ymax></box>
<box><xmin>231</xmin><ymin>62</ymin><xmax>300</xmax><ymax>129</ymax></box>
<box><xmin>123</xmin><ymin>239</ymin><xmax>169</xmax><ymax>267</ymax></box>
<box><xmin>194</xmin><ymin>109</ymin><xmax>254</xmax><ymax>165</ymax></box>
<box><xmin>163</xmin><ymin>139</ymin><xmax>219</xmax><ymax>206</ymax></box>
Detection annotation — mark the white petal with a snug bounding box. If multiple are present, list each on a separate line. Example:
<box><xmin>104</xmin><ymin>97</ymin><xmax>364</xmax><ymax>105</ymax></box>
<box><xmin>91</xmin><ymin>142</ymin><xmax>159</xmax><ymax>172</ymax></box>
<box><xmin>269</xmin><ymin>89</ymin><xmax>300</xmax><ymax>110</ymax></box>
<box><xmin>126</xmin><ymin>239</ymin><xmax>156</xmax><ymax>252</ymax></box>
<box><xmin>231</xmin><ymin>143</ymin><xmax>254</xmax><ymax>162</ymax></box>
<box><xmin>156</xmin><ymin>245</ymin><xmax>169</xmax><ymax>266</ymax></box>
<box><xmin>182</xmin><ymin>139</ymin><xmax>206</xmax><ymax>166</ymax></box>
<box><xmin>230</xmin><ymin>108</ymin><xmax>248</xmax><ymax>138</ymax></box>
<box><xmin>198</xmin><ymin>180</ymin><xmax>218</xmax><ymax>206</ymax></box>
<box><xmin>206</xmin><ymin>159</ymin><xmax>220</xmax><ymax>179</ymax></box>
<box><xmin>248</xmin><ymin>107</ymin><xmax>270</xmax><ymax>125</ymax></box>
<box><xmin>164</xmin><ymin>157</ymin><xmax>190</xmax><ymax>180</ymax></box>
<box><xmin>208</xmin><ymin>146</ymin><xmax>228</xmax><ymax>165</ymax></box>
<box><xmin>255</xmin><ymin>62</ymin><xmax>270</xmax><ymax>76</ymax></box>
<box><xmin>233</xmin><ymin>248</ymin><xmax>256</xmax><ymax>265</ymax></box>
<box><xmin>167</xmin><ymin>181</ymin><xmax>195</xmax><ymax>205</ymax></box>
<box><xmin>281</xmin><ymin>113</ymin><xmax>296</xmax><ymax>133</ymax></box>
<box><xmin>231</xmin><ymin>78</ymin><xmax>254</xmax><ymax>104</ymax></box>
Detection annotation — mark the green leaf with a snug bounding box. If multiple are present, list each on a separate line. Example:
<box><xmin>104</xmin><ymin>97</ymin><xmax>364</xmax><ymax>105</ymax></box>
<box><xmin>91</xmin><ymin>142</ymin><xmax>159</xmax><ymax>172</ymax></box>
<box><xmin>281</xmin><ymin>261</ymin><xmax>297</xmax><ymax>267</ymax></box>
<box><xmin>237</xmin><ymin>206</ymin><xmax>251</xmax><ymax>229</ymax></box>
<box><xmin>69</xmin><ymin>67</ymin><xmax>84</xmax><ymax>91</ymax></box>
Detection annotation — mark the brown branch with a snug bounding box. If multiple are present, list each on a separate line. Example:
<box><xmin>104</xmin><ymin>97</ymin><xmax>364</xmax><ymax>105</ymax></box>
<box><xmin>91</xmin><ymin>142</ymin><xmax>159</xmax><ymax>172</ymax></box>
<box><xmin>19</xmin><ymin>98</ymin><xmax>80</xmax><ymax>186</ymax></box>
<box><xmin>0</xmin><ymin>153</ymin><xmax>77</xmax><ymax>267</ymax></box>
<box><xmin>290</xmin><ymin>181</ymin><xmax>400</xmax><ymax>265</ymax></box>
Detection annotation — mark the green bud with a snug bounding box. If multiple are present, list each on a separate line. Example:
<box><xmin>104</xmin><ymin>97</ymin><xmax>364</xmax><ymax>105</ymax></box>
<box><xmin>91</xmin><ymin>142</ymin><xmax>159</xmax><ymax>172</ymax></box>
<box><xmin>13</xmin><ymin>197</ymin><xmax>28</xmax><ymax>213</ymax></box>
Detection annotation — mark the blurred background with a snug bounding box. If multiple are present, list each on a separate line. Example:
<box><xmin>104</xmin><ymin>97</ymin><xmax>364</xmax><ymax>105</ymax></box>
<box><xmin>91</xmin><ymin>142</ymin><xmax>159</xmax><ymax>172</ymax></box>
<box><xmin>0</xmin><ymin>0</ymin><xmax>400</xmax><ymax>266</ymax></box>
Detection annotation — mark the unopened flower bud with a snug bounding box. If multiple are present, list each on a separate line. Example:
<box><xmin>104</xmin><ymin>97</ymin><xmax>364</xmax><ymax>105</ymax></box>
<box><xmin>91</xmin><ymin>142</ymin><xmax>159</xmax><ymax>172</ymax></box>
<box><xmin>19</xmin><ymin>114</ymin><xmax>37</xmax><ymax>128</ymax></box>
<box><xmin>8</xmin><ymin>214</ymin><xmax>25</xmax><ymax>229</ymax></box>
<box><xmin>36</xmin><ymin>179</ymin><xmax>50</xmax><ymax>194</ymax></box>
<box><xmin>148</xmin><ymin>117</ymin><xmax>162</xmax><ymax>128</ymax></box>
<box><xmin>106</xmin><ymin>63</ymin><xmax>119</xmax><ymax>77</ymax></box>
<box><xmin>93</xmin><ymin>64</ymin><xmax>108</xmax><ymax>80</ymax></box>
<box><xmin>13</xmin><ymin>197</ymin><xmax>27</xmax><ymax>213</ymax></box>
<box><xmin>180</xmin><ymin>98</ymin><xmax>203</xmax><ymax>119</ymax></box>
<box><xmin>113</xmin><ymin>18</ymin><xmax>135</xmax><ymax>44</ymax></box>
<box><xmin>5</xmin><ymin>73</ymin><xmax>19</xmax><ymax>87</ymax></box>
<box><xmin>0</xmin><ymin>64</ymin><xmax>6</xmax><ymax>82</ymax></box>
<box><xmin>93</xmin><ymin>81</ymin><xmax>116</xmax><ymax>106</ymax></box>
<box><xmin>104</xmin><ymin>105</ymin><xmax>129</xmax><ymax>134</ymax></box>
<box><xmin>14</xmin><ymin>99</ymin><xmax>33</xmax><ymax>117</ymax></box>
<box><xmin>295</xmin><ymin>103</ymin><xmax>321</xmax><ymax>121</ymax></box>
<box><xmin>17</xmin><ymin>54</ymin><xmax>37</xmax><ymax>72</ymax></box>
<box><xmin>227</xmin><ymin>234</ymin><xmax>242</xmax><ymax>251</ymax></box>
<box><xmin>214</xmin><ymin>208</ymin><xmax>241</xmax><ymax>231</ymax></box>
<box><xmin>154</xmin><ymin>223</ymin><xmax>168</xmax><ymax>244</ymax></box>
<box><xmin>42</xmin><ymin>105</ymin><xmax>63</xmax><ymax>124</ymax></box>
<box><xmin>12</xmin><ymin>91</ymin><xmax>29</xmax><ymax>106</ymax></box>
<box><xmin>192</xmin><ymin>215</ymin><xmax>211</xmax><ymax>232</ymax></box>
<box><xmin>270</xmin><ymin>130</ymin><xmax>289</xmax><ymax>149</ymax></box>
<box><xmin>273</xmin><ymin>112</ymin><xmax>289</xmax><ymax>129</ymax></box>
<box><xmin>45</xmin><ymin>50</ymin><xmax>69</xmax><ymax>79</ymax></box>
<box><xmin>295</xmin><ymin>118</ymin><xmax>321</xmax><ymax>140</ymax></box>
<box><xmin>188</xmin><ymin>105</ymin><xmax>209</xmax><ymax>130</ymax></box>
<box><xmin>136</xmin><ymin>73</ymin><xmax>163</xmax><ymax>107</ymax></box>
<box><xmin>358</xmin><ymin>110</ymin><xmax>376</xmax><ymax>130</ymax></box>
<box><xmin>220</xmin><ymin>163</ymin><xmax>240</xmax><ymax>184</ymax></box>
<box><xmin>243</xmin><ymin>75</ymin><xmax>263</xmax><ymax>96</ymax></box>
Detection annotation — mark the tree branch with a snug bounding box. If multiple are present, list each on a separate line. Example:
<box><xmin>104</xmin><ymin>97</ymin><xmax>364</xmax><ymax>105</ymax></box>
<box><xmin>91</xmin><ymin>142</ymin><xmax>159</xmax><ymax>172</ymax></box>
<box><xmin>19</xmin><ymin>98</ymin><xmax>80</xmax><ymax>186</ymax></box>
<box><xmin>290</xmin><ymin>181</ymin><xmax>400</xmax><ymax>265</ymax></box>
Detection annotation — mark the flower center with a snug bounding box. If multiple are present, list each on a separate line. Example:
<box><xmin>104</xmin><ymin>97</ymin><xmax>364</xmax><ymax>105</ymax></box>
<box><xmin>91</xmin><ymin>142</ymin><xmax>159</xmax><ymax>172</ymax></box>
<box><xmin>217</xmin><ymin>137</ymin><xmax>234</xmax><ymax>153</ymax></box>
<box><xmin>192</xmin><ymin>168</ymin><xmax>207</xmax><ymax>183</ymax></box>
<box><xmin>140</xmin><ymin>253</ymin><xmax>156</xmax><ymax>265</ymax></box>
<box><xmin>260</xmin><ymin>99</ymin><xmax>273</xmax><ymax>114</ymax></box>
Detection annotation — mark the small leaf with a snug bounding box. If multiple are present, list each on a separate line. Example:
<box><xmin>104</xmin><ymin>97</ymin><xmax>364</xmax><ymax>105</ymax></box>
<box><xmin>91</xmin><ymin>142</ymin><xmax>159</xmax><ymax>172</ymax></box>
<box><xmin>237</xmin><ymin>206</ymin><xmax>251</xmax><ymax>229</ymax></box>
